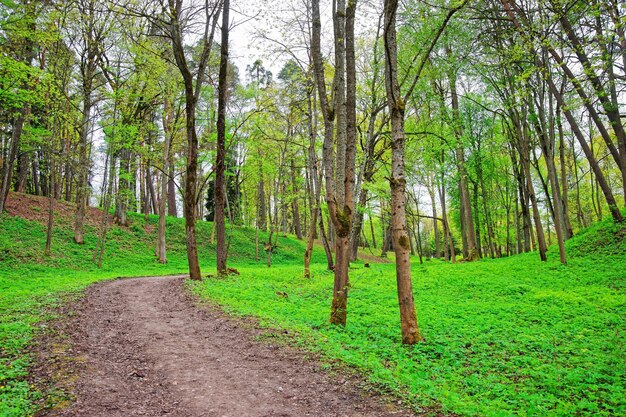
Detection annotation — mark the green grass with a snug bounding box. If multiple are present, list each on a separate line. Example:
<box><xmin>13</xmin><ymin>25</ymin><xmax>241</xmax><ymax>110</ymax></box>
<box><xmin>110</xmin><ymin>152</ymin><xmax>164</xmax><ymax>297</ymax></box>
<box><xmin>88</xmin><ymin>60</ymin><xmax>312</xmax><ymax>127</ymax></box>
<box><xmin>0</xmin><ymin>201</ymin><xmax>324</xmax><ymax>417</ymax></box>
<box><xmin>188</xmin><ymin>222</ymin><xmax>626</xmax><ymax>416</ymax></box>
<box><xmin>1</xmin><ymin>196</ymin><xmax>625</xmax><ymax>417</ymax></box>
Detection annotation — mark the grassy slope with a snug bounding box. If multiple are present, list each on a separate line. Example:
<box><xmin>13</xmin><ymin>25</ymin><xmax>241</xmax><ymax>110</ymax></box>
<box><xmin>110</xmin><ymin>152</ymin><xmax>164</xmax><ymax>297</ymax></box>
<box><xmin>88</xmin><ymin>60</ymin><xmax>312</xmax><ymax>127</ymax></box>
<box><xmin>1</xmin><ymin>192</ymin><xmax>625</xmax><ymax>416</ymax></box>
<box><xmin>0</xmin><ymin>192</ymin><xmax>326</xmax><ymax>416</ymax></box>
<box><xmin>190</xmin><ymin>218</ymin><xmax>626</xmax><ymax>417</ymax></box>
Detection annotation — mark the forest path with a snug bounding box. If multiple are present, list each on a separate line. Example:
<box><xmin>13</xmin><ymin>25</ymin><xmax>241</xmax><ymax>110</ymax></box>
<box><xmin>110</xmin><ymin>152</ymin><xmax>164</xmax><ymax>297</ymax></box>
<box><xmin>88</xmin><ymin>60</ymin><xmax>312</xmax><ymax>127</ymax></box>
<box><xmin>44</xmin><ymin>276</ymin><xmax>417</xmax><ymax>417</ymax></box>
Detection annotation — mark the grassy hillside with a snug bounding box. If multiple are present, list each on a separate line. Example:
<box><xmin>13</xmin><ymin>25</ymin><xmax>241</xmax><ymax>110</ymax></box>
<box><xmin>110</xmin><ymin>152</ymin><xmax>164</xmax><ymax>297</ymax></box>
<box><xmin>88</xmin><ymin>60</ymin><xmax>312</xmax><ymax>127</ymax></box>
<box><xmin>566</xmin><ymin>215</ymin><xmax>626</xmax><ymax>257</ymax></box>
<box><xmin>1</xmin><ymin>192</ymin><xmax>625</xmax><ymax>416</ymax></box>
<box><xmin>0</xmin><ymin>192</ymin><xmax>327</xmax><ymax>416</ymax></box>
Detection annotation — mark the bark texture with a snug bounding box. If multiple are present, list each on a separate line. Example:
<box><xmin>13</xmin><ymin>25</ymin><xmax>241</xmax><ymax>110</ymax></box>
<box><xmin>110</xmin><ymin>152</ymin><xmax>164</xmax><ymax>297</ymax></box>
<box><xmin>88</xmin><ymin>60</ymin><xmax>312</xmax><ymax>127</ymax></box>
<box><xmin>215</xmin><ymin>0</ymin><xmax>229</xmax><ymax>275</ymax></box>
<box><xmin>383</xmin><ymin>0</ymin><xmax>422</xmax><ymax>344</ymax></box>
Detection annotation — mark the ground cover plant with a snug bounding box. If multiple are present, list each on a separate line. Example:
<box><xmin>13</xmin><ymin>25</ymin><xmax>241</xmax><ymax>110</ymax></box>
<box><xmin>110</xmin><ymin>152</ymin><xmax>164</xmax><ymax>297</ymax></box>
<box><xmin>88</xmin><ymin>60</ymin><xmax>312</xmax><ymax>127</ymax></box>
<box><xmin>0</xmin><ymin>193</ymin><xmax>324</xmax><ymax>416</ymax></box>
<box><xmin>1</xmin><ymin>194</ymin><xmax>625</xmax><ymax>416</ymax></box>
<box><xmin>189</xmin><ymin>226</ymin><xmax>626</xmax><ymax>416</ymax></box>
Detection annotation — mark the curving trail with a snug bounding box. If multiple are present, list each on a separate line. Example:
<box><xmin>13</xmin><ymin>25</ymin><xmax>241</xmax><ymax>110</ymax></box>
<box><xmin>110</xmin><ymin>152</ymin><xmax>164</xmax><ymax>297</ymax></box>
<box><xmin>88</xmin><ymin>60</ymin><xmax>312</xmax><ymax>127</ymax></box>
<box><xmin>46</xmin><ymin>276</ymin><xmax>417</xmax><ymax>417</ymax></box>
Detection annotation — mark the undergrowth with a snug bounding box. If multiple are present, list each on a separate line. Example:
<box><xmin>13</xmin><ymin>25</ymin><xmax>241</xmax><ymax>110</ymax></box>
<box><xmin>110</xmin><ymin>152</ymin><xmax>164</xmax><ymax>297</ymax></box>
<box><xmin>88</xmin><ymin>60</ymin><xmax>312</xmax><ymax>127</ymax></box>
<box><xmin>189</xmin><ymin>222</ymin><xmax>626</xmax><ymax>416</ymax></box>
<box><xmin>0</xmin><ymin>197</ymin><xmax>324</xmax><ymax>417</ymax></box>
<box><xmin>1</xmin><ymin>194</ymin><xmax>625</xmax><ymax>416</ymax></box>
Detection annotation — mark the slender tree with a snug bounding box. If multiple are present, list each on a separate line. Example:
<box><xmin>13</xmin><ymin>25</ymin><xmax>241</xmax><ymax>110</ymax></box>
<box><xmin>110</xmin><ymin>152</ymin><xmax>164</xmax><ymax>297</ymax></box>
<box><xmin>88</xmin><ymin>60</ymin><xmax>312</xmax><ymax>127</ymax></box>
<box><xmin>167</xmin><ymin>0</ymin><xmax>222</xmax><ymax>280</ymax></box>
<box><xmin>383</xmin><ymin>0</ymin><xmax>422</xmax><ymax>344</ymax></box>
<box><xmin>215</xmin><ymin>0</ymin><xmax>230</xmax><ymax>275</ymax></box>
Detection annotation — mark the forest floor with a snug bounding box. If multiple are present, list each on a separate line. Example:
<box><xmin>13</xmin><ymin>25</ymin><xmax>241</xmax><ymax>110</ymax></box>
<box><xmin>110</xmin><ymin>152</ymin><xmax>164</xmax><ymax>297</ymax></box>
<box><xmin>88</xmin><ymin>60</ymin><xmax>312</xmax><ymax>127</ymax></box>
<box><xmin>34</xmin><ymin>275</ymin><xmax>419</xmax><ymax>417</ymax></box>
<box><xmin>2</xmin><ymin>193</ymin><xmax>625</xmax><ymax>417</ymax></box>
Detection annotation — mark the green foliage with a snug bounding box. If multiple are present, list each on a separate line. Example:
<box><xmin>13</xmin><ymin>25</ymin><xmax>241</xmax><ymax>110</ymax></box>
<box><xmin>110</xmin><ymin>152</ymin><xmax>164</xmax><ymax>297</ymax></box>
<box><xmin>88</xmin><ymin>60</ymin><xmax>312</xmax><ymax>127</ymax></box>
<box><xmin>190</xmin><ymin>248</ymin><xmax>626</xmax><ymax>416</ymax></box>
<box><xmin>1</xmin><ymin>200</ymin><xmax>625</xmax><ymax>416</ymax></box>
<box><xmin>566</xmin><ymin>211</ymin><xmax>626</xmax><ymax>257</ymax></box>
<box><xmin>0</xmin><ymin>207</ymin><xmax>326</xmax><ymax>416</ymax></box>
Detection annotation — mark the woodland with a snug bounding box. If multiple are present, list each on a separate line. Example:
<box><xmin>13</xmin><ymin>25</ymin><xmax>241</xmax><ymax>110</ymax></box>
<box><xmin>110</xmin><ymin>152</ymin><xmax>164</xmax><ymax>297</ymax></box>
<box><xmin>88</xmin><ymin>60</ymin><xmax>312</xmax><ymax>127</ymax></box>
<box><xmin>0</xmin><ymin>0</ymin><xmax>625</xmax><ymax>416</ymax></box>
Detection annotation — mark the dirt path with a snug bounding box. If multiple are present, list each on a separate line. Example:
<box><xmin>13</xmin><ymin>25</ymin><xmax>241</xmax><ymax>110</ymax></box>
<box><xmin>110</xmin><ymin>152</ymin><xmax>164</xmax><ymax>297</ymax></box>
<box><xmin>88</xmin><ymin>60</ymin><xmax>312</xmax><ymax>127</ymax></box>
<box><xmin>42</xmin><ymin>276</ymin><xmax>417</xmax><ymax>417</ymax></box>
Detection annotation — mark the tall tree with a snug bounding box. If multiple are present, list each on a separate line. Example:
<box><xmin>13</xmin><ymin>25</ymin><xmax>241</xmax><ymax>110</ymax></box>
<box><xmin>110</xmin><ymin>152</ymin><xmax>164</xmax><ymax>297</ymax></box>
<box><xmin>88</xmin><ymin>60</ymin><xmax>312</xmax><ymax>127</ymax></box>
<box><xmin>71</xmin><ymin>0</ymin><xmax>111</xmax><ymax>244</ymax></box>
<box><xmin>166</xmin><ymin>0</ymin><xmax>222</xmax><ymax>280</ymax></box>
<box><xmin>311</xmin><ymin>0</ymin><xmax>358</xmax><ymax>326</ymax></box>
<box><xmin>383</xmin><ymin>0</ymin><xmax>467</xmax><ymax>342</ymax></box>
<box><xmin>383</xmin><ymin>0</ymin><xmax>422</xmax><ymax>344</ymax></box>
<box><xmin>0</xmin><ymin>0</ymin><xmax>39</xmax><ymax>213</ymax></box>
<box><xmin>215</xmin><ymin>0</ymin><xmax>230</xmax><ymax>275</ymax></box>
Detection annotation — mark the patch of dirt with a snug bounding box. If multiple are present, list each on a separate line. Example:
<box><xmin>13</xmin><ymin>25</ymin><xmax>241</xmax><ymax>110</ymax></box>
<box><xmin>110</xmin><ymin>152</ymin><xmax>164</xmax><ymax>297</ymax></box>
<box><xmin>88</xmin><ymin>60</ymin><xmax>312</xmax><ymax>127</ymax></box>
<box><xmin>357</xmin><ymin>251</ymin><xmax>392</xmax><ymax>264</ymax></box>
<box><xmin>34</xmin><ymin>276</ymin><xmax>429</xmax><ymax>417</ymax></box>
<box><xmin>4</xmin><ymin>192</ymin><xmax>110</xmax><ymax>227</ymax></box>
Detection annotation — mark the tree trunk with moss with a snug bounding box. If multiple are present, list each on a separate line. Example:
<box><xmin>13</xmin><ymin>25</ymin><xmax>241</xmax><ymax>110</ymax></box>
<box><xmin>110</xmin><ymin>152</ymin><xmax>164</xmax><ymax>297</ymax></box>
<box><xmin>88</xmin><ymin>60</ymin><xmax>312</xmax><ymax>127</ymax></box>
<box><xmin>215</xmin><ymin>0</ymin><xmax>230</xmax><ymax>276</ymax></box>
<box><xmin>311</xmin><ymin>0</ymin><xmax>358</xmax><ymax>326</ymax></box>
<box><xmin>383</xmin><ymin>0</ymin><xmax>422</xmax><ymax>344</ymax></box>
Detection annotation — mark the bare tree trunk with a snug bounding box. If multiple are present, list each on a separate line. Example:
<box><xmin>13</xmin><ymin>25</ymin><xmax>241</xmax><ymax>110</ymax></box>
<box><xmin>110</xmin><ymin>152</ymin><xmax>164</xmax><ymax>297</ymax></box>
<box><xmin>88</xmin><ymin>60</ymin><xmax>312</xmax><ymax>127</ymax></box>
<box><xmin>74</xmin><ymin>0</ymin><xmax>102</xmax><ymax>244</ymax></box>
<box><xmin>181</xmin><ymin>115</ymin><xmax>200</xmax><ymax>277</ymax></box>
<box><xmin>169</xmin><ymin>0</ymin><xmax>221</xmax><ymax>280</ymax></box>
<box><xmin>157</xmin><ymin>99</ymin><xmax>172</xmax><ymax>264</ymax></box>
<box><xmin>95</xmin><ymin>149</ymin><xmax>116</xmax><ymax>268</ymax></box>
<box><xmin>532</xmin><ymin>81</ymin><xmax>567</xmax><ymax>264</ymax></box>
<box><xmin>304</xmin><ymin>207</ymin><xmax>318</xmax><ymax>278</ymax></box>
<box><xmin>215</xmin><ymin>0</ymin><xmax>230</xmax><ymax>276</ymax></box>
<box><xmin>381</xmin><ymin>222</ymin><xmax>392</xmax><ymax>257</ymax></box>
<box><xmin>439</xmin><ymin>178</ymin><xmax>455</xmax><ymax>263</ymax></box>
<box><xmin>368</xmin><ymin>204</ymin><xmax>377</xmax><ymax>249</ymax></box>
<box><xmin>318</xmin><ymin>213</ymin><xmax>334</xmax><ymax>269</ymax></box>
<box><xmin>255</xmin><ymin>219</ymin><xmax>260</xmax><ymax>261</ymax></box>
<box><xmin>33</xmin><ymin>157</ymin><xmax>41</xmax><ymax>196</ymax></box>
<box><xmin>258</xmin><ymin>176</ymin><xmax>266</xmax><ymax>231</ymax></box>
<box><xmin>524</xmin><ymin>159</ymin><xmax>548</xmax><ymax>261</ymax></box>
<box><xmin>291</xmin><ymin>159</ymin><xmax>303</xmax><ymax>239</ymax></box>
<box><xmin>147</xmin><ymin>165</ymin><xmax>157</xmax><ymax>215</ymax></box>
<box><xmin>513</xmin><ymin>185</ymin><xmax>521</xmax><ymax>254</ymax></box>
<box><xmin>46</xmin><ymin>145</ymin><xmax>56</xmax><ymax>256</ymax></box>
<box><xmin>114</xmin><ymin>148</ymin><xmax>130</xmax><ymax>226</ymax></box>
<box><xmin>257</xmin><ymin>147</ymin><xmax>266</xmax><ymax>231</ymax></box>
<box><xmin>280</xmin><ymin>179</ymin><xmax>288</xmax><ymax>234</ymax></box>
<box><xmin>384</xmin><ymin>0</ymin><xmax>422</xmax><ymax>344</ymax></box>
<box><xmin>304</xmin><ymin>84</ymin><xmax>320</xmax><ymax>278</ymax></box>
<box><xmin>349</xmin><ymin>15</ymin><xmax>383</xmax><ymax>261</ymax></box>
<box><xmin>557</xmin><ymin>108</ymin><xmax>573</xmax><ymax>238</ymax></box>
<box><xmin>157</xmin><ymin>168</ymin><xmax>167</xmax><ymax>263</ymax></box>
<box><xmin>509</xmin><ymin>125</ymin><xmax>534</xmax><ymax>253</ymax></box>
<box><xmin>311</xmin><ymin>0</ymin><xmax>356</xmax><ymax>326</ymax></box>
<box><xmin>327</xmin><ymin>0</ymin><xmax>355</xmax><ymax>326</ymax></box>
<box><xmin>414</xmin><ymin>215</ymin><xmax>423</xmax><ymax>264</ymax></box>
<box><xmin>350</xmin><ymin>188</ymin><xmax>367</xmax><ymax>260</ymax></box>
<box><xmin>167</xmin><ymin>161</ymin><xmax>177</xmax><ymax>216</ymax></box>
<box><xmin>74</xmin><ymin>87</ymin><xmax>92</xmax><ymax>245</ymax></box>
<box><xmin>16</xmin><ymin>152</ymin><xmax>29</xmax><ymax>193</ymax></box>
<box><xmin>427</xmin><ymin>178</ymin><xmax>440</xmax><ymax>258</ymax></box>
<box><xmin>266</xmin><ymin>227</ymin><xmax>274</xmax><ymax>268</ymax></box>
<box><xmin>141</xmin><ymin>161</ymin><xmax>149</xmax><ymax>221</ymax></box>
<box><xmin>480</xmin><ymin>175</ymin><xmax>495</xmax><ymax>258</ymax></box>
<box><xmin>0</xmin><ymin>110</ymin><xmax>28</xmax><ymax>213</ymax></box>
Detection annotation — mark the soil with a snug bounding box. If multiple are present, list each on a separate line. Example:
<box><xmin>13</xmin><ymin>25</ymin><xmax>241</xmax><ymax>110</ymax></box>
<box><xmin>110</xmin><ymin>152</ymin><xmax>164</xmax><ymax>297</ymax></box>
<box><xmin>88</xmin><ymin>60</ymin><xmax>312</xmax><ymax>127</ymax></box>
<box><xmin>36</xmin><ymin>276</ymin><xmax>421</xmax><ymax>417</ymax></box>
<box><xmin>5</xmin><ymin>192</ymin><xmax>108</xmax><ymax>226</ymax></box>
<box><xmin>356</xmin><ymin>251</ymin><xmax>392</xmax><ymax>264</ymax></box>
